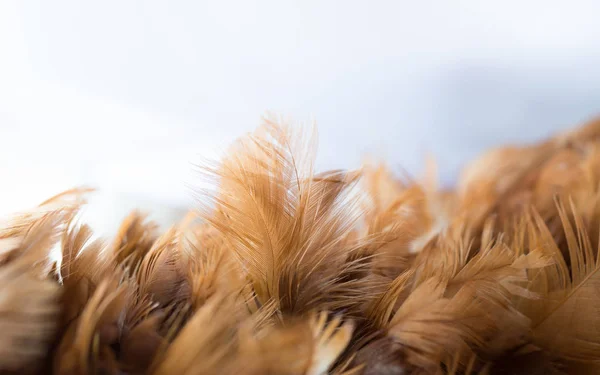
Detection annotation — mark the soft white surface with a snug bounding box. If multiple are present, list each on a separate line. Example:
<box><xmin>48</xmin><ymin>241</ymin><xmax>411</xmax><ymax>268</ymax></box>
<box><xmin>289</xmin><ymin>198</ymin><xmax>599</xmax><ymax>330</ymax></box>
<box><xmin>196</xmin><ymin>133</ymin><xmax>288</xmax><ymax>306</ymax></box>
<box><xmin>1</xmin><ymin>1</ymin><xmax>600</xmax><ymax>233</ymax></box>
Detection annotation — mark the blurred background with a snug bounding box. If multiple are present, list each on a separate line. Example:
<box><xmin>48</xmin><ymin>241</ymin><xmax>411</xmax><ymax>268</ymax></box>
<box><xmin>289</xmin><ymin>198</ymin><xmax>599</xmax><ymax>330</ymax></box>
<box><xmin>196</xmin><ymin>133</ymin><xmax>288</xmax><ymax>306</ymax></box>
<box><xmin>1</xmin><ymin>1</ymin><xmax>600</xmax><ymax>235</ymax></box>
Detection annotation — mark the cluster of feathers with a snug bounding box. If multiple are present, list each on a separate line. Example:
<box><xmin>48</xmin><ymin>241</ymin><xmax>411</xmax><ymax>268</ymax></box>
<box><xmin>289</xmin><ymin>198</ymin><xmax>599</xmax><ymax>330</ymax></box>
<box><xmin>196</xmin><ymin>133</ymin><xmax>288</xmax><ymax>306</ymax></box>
<box><xmin>4</xmin><ymin>116</ymin><xmax>600</xmax><ymax>375</ymax></box>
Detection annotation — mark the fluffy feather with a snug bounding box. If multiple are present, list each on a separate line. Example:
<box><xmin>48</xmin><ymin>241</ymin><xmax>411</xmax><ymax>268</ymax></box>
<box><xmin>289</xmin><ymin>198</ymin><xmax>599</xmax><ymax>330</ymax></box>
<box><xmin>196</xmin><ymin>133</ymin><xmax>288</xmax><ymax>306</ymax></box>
<box><xmin>1</xmin><ymin>116</ymin><xmax>600</xmax><ymax>374</ymax></box>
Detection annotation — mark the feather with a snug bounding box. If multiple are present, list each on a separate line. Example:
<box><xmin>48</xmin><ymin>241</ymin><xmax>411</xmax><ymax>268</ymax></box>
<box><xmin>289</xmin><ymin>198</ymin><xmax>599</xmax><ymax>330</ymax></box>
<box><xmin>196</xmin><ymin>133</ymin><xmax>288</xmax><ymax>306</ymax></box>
<box><xmin>136</xmin><ymin>226</ymin><xmax>182</xmax><ymax>306</ymax></box>
<box><xmin>150</xmin><ymin>294</ymin><xmax>240</xmax><ymax>375</ymax></box>
<box><xmin>112</xmin><ymin>211</ymin><xmax>159</xmax><ymax>267</ymax></box>
<box><xmin>308</xmin><ymin>312</ymin><xmax>354</xmax><ymax>375</ymax></box>
<box><xmin>0</xmin><ymin>260</ymin><xmax>59</xmax><ymax>371</ymax></box>
<box><xmin>530</xmin><ymin>199</ymin><xmax>600</xmax><ymax>362</ymax></box>
<box><xmin>178</xmin><ymin>223</ymin><xmax>246</xmax><ymax>311</ymax></box>
<box><xmin>198</xmin><ymin>117</ymin><xmax>375</xmax><ymax>317</ymax></box>
<box><xmin>54</xmin><ymin>278</ymin><xmax>129</xmax><ymax>374</ymax></box>
<box><xmin>385</xmin><ymin>277</ymin><xmax>485</xmax><ymax>371</ymax></box>
<box><xmin>1</xmin><ymin>116</ymin><xmax>600</xmax><ymax>374</ymax></box>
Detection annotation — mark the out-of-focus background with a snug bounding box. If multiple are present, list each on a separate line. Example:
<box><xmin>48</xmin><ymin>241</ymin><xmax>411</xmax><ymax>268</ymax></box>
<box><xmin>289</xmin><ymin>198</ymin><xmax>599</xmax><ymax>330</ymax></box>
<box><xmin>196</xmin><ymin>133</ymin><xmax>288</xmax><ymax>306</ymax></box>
<box><xmin>2</xmin><ymin>1</ymin><xmax>600</xmax><ymax>234</ymax></box>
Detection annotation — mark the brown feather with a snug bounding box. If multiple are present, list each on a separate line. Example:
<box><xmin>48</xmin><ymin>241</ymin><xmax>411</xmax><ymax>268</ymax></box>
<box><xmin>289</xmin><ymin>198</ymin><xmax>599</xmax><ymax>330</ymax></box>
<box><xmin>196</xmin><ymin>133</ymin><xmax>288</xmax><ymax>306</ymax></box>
<box><xmin>2</xmin><ymin>117</ymin><xmax>600</xmax><ymax>374</ymax></box>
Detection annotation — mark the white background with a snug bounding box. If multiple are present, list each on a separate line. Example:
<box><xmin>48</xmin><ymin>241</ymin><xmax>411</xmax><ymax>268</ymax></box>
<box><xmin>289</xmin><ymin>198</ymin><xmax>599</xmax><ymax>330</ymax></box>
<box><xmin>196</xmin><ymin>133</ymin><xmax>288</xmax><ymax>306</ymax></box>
<box><xmin>1</xmin><ymin>1</ymin><xmax>600</xmax><ymax>233</ymax></box>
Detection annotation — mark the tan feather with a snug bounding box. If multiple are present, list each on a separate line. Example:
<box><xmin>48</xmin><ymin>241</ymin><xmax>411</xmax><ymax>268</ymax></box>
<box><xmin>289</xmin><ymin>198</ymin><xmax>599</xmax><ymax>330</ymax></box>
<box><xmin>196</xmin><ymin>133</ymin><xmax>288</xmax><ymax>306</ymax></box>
<box><xmin>150</xmin><ymin>293</ymin><xmax>240</xmax><ymax>375</ymax></box>
<box><xmin>112</xmin><ymin>211</ymin><xmax>159</xmax><ymax>267</ymax></box>
<box><xmin>54</xmin><ymin>277</ymin><xmax>129</xmax><ymax>374</ymax></box>
<box><xmin>530</xmin><ymin>199</ymin><xmax>600</xmax><ymax>362</ymax></box>
<box><xmin>1</xmin><ymin>116</ymin><xmax>600</xmax><ymax>374</ymax></box>
<box><xmin>136</xmin><ymin>226</ymin><xmax>182</xmax><ymax>306</ymax></box>
<box><xmin>0</xmin><ymin>261</ymin><xmax>59</xmax><ymax>371</ymax></box>
<box><xmin>198</xmin><ymin>117</ymin><xmax>375</xmax><ymax>317</ymax></box>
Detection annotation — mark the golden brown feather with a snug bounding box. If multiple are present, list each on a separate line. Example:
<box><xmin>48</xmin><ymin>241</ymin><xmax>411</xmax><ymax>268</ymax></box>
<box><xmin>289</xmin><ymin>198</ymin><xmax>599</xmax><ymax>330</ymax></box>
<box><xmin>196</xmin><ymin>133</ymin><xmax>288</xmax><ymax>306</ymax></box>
<box><xmin>2</xmin><ymin>116</ymin><xmax>600</xmax><ymax>374</ymax></box>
